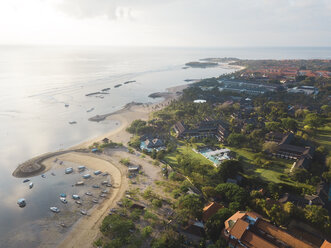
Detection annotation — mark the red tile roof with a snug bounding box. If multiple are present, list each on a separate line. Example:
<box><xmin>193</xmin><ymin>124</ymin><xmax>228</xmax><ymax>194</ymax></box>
<box><xmin>224</xmin><ymin>211</ymin><xmax>246</xmax><ymax>230</ymax></box>
<box><xmin>321</xmin><ymin>240</ymin><xmax>331</xmax><ymax>248</ymax></box>
<box><xmin>229</xmin><ymin>219</ymin><xmax>249</xmax><ymax>240</ymax></box>
<box><xmin>242</xmin><ymin>230</ymin><xmax>278</xmax><ymax>248</ymax></box>
<box><xmin>202</xmin><ymin>202</ymin><xmax>223</xmax><ymax>222</ymax></box>
<box><xmin>256</xmin><ymin>219</ymin><xmax>314</xmax><ymax>248</ymax></box>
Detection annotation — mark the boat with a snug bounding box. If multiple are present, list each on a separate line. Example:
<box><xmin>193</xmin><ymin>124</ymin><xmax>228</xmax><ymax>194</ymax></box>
<box><xmin>80</xmin><ymin>210</ymin><xmax>87</xmax><ymax>215</ymax></box>
<box><xmin>17</xmin><ymin>198</ymin><xmax>26</xmax><ymax>208</ymax></box>
<box><xmin>101</xmin><ymin>88</ymin><xmax>110</xmax><ymax>91</ymax></box>
<box><xmin>50</xmin><ymin>207</ymin><xmax>60</xmax><ymax>213</ymax></box>
<box><xmin>69</xmin><ymin>121</ymin><xmax>77</xmax><ymax>125</ymax></box>
<box><xmin>51</xmin><ymin>172</ymin><xmax>56</xmax><ymax>176</ymax></box>
<box><xmin>106</xmin><ymin>183</ymin><xmax>112</xmax><ymax>187</ymax></box>
<box><xmin>100</xmin><ymin>194</ymin><xmax>106</xmax><ymax>198</ymax></box>
<box><xmin>102</xmin><ymin>190</ymin><xmax>108</xmax><ymax>194</ymax></box>
<box><xmin>102</xmin><ymin>172</ymin><xmax>109</xmax><ymax>176</ymax></box>
<box><xmin>78</xmin><ymin>166</ymin><xmax>86</xmax><ymax>171</ymax></box>
<box><xmin>92</xmin><ymin>199</ymin><xmax>98</xmax><ymax>203</ymax></box>
<box><xmin>29</xmin><ymin>182</ymin><xmax>33</xmax><ymax>189</ymax></box>
<box><xmin>76</xmin><ymin>181</ymin><xmax>84</xmax><ymax>186</ymax></box>
<box><xmin>65</xmin><ymin>167</ymin><xmax>73</xmax><ymax>174</ymax></box>
<box><xmin>83</xmin><ymin>174</ymin><xmax>91</xmax><ymax>179</ymax></box>
<box><xmin>85</xmin><ymin>192</ymin><xmax>92</xmax><ymax>196</ymax></box>
<box><xmin>101</xmin><ymin>180</ymin><xmax>109</xmax><ymax>185</ymax></box>
<box><xmin>64</xmin><ymin>104</ymin><xmax>69</xmax><ymax>107</ymax></box>
<box><xmin>92</xmin><ymin>185</ymin><xmax>100</xmax><ymax>189</ymax></box>
<box><xmin>23</xmin><ymin>179</ymin><xmax>30</xmax><ymax>183</ymax></box>
<box><xmin>94</xmin><ymin>170</ymin><xmax>102</xmax><ymax>175</ymax></box>
<box><xmin>60</xmin><ymin>197</ymin><xmax>67</xmax><ymax>204</ymax></box>
<box><xmin>123</xmin><ymin>80</ymin><xmax>136</xmax><ymax>84</ymax></box>
<box><xmin>41</xmin><ymin>174</ymin><xmax>46</xmax><ymax>178</ymax></box>
<box><xmin>72</xmin><ymin>194</ymin><xmax>80</xmax><ymax>200</ymax></box>
<box><xmin>75</xmin><ymin>200</ymin><xmax>82</xmax><ymax>205</ymax></box>
<box><xmin>60</xmin><ymin>193</ymin><xmax>66</xmax><ymax>198</ymax></box>
<box><xmin>86</xmin><ymin>108</ymin><xmax>94</xmax><ymax>113</ymax></box>
<box><xmin>114</xmin><ymin>84</ymin><xmax>122</xmax><ymax>88</ymax></box>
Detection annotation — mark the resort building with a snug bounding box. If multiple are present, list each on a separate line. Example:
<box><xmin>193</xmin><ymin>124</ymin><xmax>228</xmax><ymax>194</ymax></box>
<box><xmin>288</xmin><ymin>86</ymin><xmax>319</xmax><ymax>95</ymax></box>
<box><xmin>140</xmin><ymin>137</ymin><xmax>165</xmax><ymax>152</ymax></box>
<box><xmin>266</xmin><ymin>132</ymin><xmax>314</xmax><ymax>172</ymax></box>
<box><xmin>174</xmin><ymin>119</ymin><xmax>229</xmax><ymax>142</ymax></box>
<box><xmin>224</xmin><ymin>211</ymin><xmax>320</xmax><ymax>248</ymax></box>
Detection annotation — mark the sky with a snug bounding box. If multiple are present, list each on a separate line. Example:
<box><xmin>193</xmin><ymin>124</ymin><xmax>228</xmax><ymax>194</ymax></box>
<box><xmin>0</xmin><ymin>0</ymin><xmax>331</xmax><ymax>47</ymax></box>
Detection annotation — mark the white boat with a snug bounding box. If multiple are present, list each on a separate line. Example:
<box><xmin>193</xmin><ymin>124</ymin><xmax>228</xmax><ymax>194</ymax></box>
<box><xmin>85</xmin><ymin>192</ymin><xmax>92</xmax><ymax>196</ymax></box>
<box><xmin>65</xmin><ymin>167</ymin><xmax>73</xmax><ymax>174</ymax></box>
<box><xmin>60</xmin><ymin>197</ymin><xmax>68</xmax><ymax>204</ymax></box>
<box><xmin>80</xmin><ymin>210</ymin><xmax>87</xmax><ymax>215</ymax></box>
<box><xmin>83</xmin><ymin>174</ymin><xmax>91</xmax><ymax>179</ymax></box>
<box><xmin>17</xmin><ymin>198</ymin><xmax>26</xmax><ymax>208</ymax></box>
<box><xmin>50</xmin><ymin>207</ymin><xmax>60</xmax><ymax>213</ymax></box>
<box><xmin>72</xmin><ymin>194</ymin><xmax>80</xmax><ymax>200</ymax></box>
<box><xmin>76</xmin><ymin>181</ymin><xmax>84</xmax><ymax>186</ymax></box>
<box><xmin>75</xmin><ymin>200</ymin><xmax>82</xmax><ymax>205</ymax></box>
<box><xmin>29</xmin><ymin>182</ymin><xmax>33</xmax><ymax>189</ymax></box>
<box><xmin>92</xmin><ymin>199</ymin><xmax>98</xmax><ymax>203</ymax></box>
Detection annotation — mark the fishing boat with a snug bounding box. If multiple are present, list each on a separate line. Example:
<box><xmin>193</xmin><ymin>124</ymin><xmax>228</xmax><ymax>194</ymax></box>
<box><xmin>50</xmin><ymin>207</ymin><xmax>60</xmax><ymax>213</ymax></box>
<box><xmin>85</xmin><ymin>192</ymin><xmax>92</xmax><ymax>196</ymax></box>
<box><xmin>92</xmin><ymin>184</ymin><xmax>100</xmax><ymax>188</ymax></box>
<box><xmin>80</xmin><ymin>210</ymin><xmax>87</xmax><ymax>215</ymax></box>
<box><xmin>86</xmin><ymin>108</ymin><xmax>94</xmax><ymax>113</ymax></box>
<box><xmin>92</xmin><ymin>199</ymin><xmax>98</xmax><ymax>203</ymax></box>
<box><xmin>60</xmin><ymin>197</ymin><xmax>67</xmax><ymax>204</ymax></box>
<box><xmin>23</xmin><ymin>179</ymin><xmax>30</xmax><ymax>183</ymax></box>
<box><xmin>114</xmin><ymin>84</ymin><xmax>122</xmax><ymax>88</ymax></box>
<box><xmin>83</xmin><ymin>174</ymin><xmax>91</xmax><ymax>179</ymax></box>
<box><xmin>51</xmin><ymin>172</ymin><xmax>56</xmax><ymax>176</ymax></box>
<box><xmin>101</xmin><ymin>88</ymin><xmax>110</xmax><ymax>91</ymax></box>
<box><xmin>41</xmin><ymin>174</ymin><xmax>46</xmax><ymax>178</ymax></box>
<box><xmin>75</xmin><ymin>200</ymin><xmax>82</xmax><ymax>205</ymax></box>
<box><xmin>64</xmin><ymin>104</ymin><xmax>69</xmax><ymax>107</ymax></box>
<box><xmin>72</xmin><ymin>194</ymin><xmax>80</xmax><ymax>200</ymax></box>
<box><xmin>76</xmin><ymin>181</ymin><xmax>84</xmax><ymax>186</ymax></box>
<box><xmin>65</xmin><ymin>167</ymin><xmax>73</xmax><ymax>174</ymax></box>
<box><xmin>78</xmin><ymin>166</ymin><xmax>86</xmax><ymax>171</ymax></box>
<box><xmin>69</xmin><ymin>121</ymin><xmax>77</xmax><ymax>125</ymax></box>
<box><xmin>17</xmin><ymin>198</ymin><xmax>26</xmax><ymax>208</ymax></box>
<box><xmin>29</xmin><ymin>182</ymin><xmax>33</xmax><ymax>189</ymax></box>
<box><xmin>60</xmin><ymin>193</ymin><xmax>66</xmax><ymax>198</ymax></box>
<box><xmin>94</xmin><ymin>170</ymin><xmax>102</xmax><ymax>175</ymax></box>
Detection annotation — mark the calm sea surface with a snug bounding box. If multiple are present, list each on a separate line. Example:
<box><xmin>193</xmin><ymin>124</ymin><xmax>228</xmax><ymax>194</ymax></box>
<box><xmin>0</xmin><ymin>46</ymin><xmax>330</xmax><ymax>246</ymax></box>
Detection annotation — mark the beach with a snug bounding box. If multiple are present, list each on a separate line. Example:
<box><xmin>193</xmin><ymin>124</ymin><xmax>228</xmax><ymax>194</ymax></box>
<box><xmin>12</xmin><ymin>84</ymin><xmax>185</xmax><ymax>248</ymax></box>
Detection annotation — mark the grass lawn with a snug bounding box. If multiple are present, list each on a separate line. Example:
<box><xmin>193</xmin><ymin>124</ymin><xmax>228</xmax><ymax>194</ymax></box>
<box><xmin>225</xmin><ymin>146</ymin><xmax>314</xmax><ymax>190</ymax></box>
<box><xmin>313</xmin><ymin>124</ymin><xmax>331</xmax><ymax>155</ymax></box>
<box><xmin>164</xmin><ymin>141</ymin><xmax>214</xmax><ymax>167</ymax></box>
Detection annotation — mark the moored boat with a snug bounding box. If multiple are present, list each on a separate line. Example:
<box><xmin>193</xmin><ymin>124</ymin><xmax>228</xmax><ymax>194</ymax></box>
<box><xmin>50</xmin><ymin>207</ymin><xmax>60</xmax><ymax>213</ymax></box>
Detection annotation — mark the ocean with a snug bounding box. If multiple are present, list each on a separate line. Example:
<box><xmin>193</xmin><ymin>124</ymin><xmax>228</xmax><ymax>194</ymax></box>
<box><xmin>0</xmin><ymin>46</ymin><xmax>330</xmax><ymax>246</ymax></box>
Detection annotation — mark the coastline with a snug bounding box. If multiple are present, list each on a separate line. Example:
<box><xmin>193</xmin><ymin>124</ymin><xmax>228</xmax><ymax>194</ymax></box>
<box><xmin>12</xmin><ymin>83</ymin><xmax>188</xmax><ymax>248</ymax></box>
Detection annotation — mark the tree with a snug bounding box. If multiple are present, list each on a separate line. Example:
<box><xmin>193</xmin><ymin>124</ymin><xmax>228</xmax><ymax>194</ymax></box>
<box><xmin>262</xmin><ymin>141</ymin><xmax>278</xmax><ymax>153</ymax></box>
<box><xmin>291</xmin><ymin>168</ymin><xmax>311</xmax><ymax>183</ymax></box>
<box><xmin>304</xmin><ymin>205</ymin><xmax>331</xmax><ymax>232</ymax></box>
<box><xmin>151</xmin><ymin>229</ymin><xmax>185</xmax><ymax>248</ymax></box>
<box><xmin>205</xmin><ymin>208</ymin><xmax>233</xmax><ymax>241</ymax></box>
<box><xmin>215</xmin><ymin>183</ymin><xmax>249</xmax><ymax>207</ymax></box>
<box><xmin>281</xmin><ymin>118</ymin><xmax>297</xmax><ymax>132</ymax></box>
<box><xmin>265</xmin><ymin>122</ymin><xmax>282</xmax><ymax>132</ymax></box>
<box><xmin>215</xmin><ymin>160</ymin><xmax>243</xmax><ymax>182</ymax></box>
<box><xmin>100</xmin><ymin>215</ymin><xmax>134</xmax><ymax>242</ymax></box>
<box><xmin>227</xmin><ymin>133</ymin><xmax>247</xmax><ymax>147</ymax></box>
<box><xmin>304</xmin><ymin>113</ymin><xmax>322</xmax><ymax>130</ymax></box>
<box><xmin>177</xmin><ymin>194</ymin><xmax>203</xmax><ymax>221</ymax></box>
